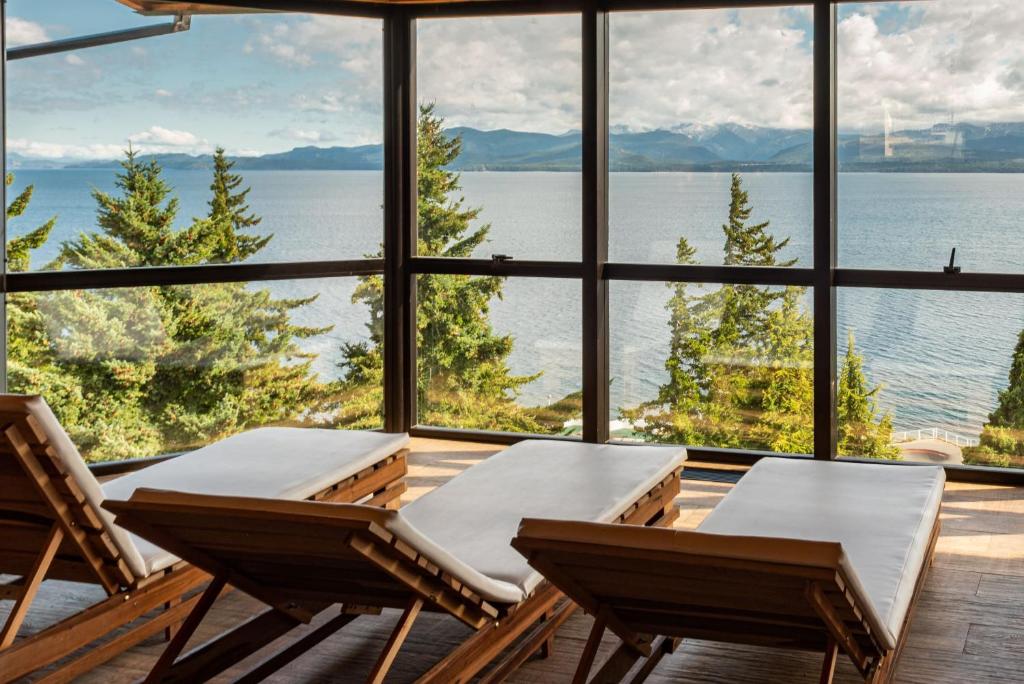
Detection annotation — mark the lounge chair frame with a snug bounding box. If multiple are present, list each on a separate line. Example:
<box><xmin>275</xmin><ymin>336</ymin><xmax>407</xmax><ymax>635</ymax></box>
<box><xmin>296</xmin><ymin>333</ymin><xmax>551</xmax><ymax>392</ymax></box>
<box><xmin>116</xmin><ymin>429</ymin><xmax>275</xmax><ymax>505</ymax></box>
<box><xmin>104</xmin><ymin>465</ymin><xmax>682</xmax><ymax>683</ymax></box>
<box><xmin>511</xmin><ymin>514</ymin><xmax>941</xmax><ymax>684</ymax></box>
<box><xmin>0</xmin><ymin>408</ymin><xmax>408</xmax><ymax>683</ymax></box>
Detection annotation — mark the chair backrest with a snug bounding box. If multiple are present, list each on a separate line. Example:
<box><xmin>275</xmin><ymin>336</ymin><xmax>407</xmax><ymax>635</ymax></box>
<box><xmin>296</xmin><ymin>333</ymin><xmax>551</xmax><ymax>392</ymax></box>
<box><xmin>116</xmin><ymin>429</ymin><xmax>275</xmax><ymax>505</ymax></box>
<box><xmin>0</xmin><ymin>394</ymin><xmax>140</xmax><ymax>590</ymax></box>
<box><xmin>104</xmin><ymin>489</ymin><xmax>501</xmax><ymax>627</ymax></box>
<box><xmin>511</xmin><ymin>519</ymin><xmax>892</xmax><ymax>677</ymax></box>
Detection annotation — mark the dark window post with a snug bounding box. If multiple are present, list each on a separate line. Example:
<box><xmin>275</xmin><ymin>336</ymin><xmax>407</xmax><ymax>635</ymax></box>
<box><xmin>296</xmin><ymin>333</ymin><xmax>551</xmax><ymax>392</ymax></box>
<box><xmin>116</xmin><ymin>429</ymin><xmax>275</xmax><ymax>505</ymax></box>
<box><xmin>383</xmin><ymin>10</ymin><xmax>417</xmax><ymax>433</ymax></box>
<box><xmin>1</xmin><ymin>0</ymin><xmax>8</xmax><ymax>394</ymax></box>
<box><xmin>581</xmin><ymin>2</ymin><xmax>610</xmax><ymax>444</ymax></box>
<box><xmin>813</xmin><ymin>0</ymin><xmax>837</xmax><ymax>460</ymax></box>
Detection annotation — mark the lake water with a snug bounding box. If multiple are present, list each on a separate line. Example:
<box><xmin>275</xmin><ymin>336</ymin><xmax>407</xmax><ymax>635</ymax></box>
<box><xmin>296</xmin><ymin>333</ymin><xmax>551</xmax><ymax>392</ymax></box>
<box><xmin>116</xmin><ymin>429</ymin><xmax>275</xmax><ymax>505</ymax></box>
<box><xmin>9</xmin><ymin>169</ymin><xmax>1024</xmax><ymax>438</ymax></box>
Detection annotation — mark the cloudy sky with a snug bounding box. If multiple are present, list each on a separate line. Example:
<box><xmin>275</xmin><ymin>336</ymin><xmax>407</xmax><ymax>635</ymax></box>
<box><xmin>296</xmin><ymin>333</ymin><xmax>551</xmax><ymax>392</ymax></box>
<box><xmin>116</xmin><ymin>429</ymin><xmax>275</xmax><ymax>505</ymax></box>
<box><xmin>7</xmin><ymin>0</ymin><xmax>1024</xmax><ymax>160</ymax></box>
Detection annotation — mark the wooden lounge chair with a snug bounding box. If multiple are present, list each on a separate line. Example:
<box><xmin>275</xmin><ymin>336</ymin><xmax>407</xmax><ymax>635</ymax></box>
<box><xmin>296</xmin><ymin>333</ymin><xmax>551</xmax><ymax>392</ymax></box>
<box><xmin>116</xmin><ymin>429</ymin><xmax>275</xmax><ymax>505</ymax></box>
<box><xmin>104</xmin><ymin>440</ymin><xmax>686</xmax><ymax>683</ymax></box>
<box><xmin>512</xmin><ymin>458</ymin><xmax>945</xmax><ymax>684</ymax></box>
<box><xmin>0</xmin><ymin>394</ymin><xmax>409</xmax><ymax>683</ymax></box>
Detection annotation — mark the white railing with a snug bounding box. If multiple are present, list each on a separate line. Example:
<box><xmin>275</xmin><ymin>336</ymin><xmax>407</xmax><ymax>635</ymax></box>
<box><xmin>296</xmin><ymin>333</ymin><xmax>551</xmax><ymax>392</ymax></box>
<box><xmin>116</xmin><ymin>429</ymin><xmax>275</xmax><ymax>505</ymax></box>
<box><xmin>891</xmin><ymin>428</ymin><xmax>979</xmax><ymax>449</ymax></box>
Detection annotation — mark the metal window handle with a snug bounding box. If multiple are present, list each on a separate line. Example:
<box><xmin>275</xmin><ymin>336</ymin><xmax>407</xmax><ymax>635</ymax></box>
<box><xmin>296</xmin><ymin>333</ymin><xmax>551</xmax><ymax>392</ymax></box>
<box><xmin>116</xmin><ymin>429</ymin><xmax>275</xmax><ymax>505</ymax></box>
<box><xmin>943</xmin><ymin>248</ymin><xmax>961</xmax><ymax>275</ymax></box>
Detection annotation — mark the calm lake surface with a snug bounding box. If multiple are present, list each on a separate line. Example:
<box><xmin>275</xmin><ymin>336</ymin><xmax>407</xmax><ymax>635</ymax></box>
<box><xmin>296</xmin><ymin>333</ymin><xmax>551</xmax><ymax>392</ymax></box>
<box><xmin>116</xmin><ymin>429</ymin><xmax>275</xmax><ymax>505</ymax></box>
<box><xmin>10</xmin><ymin>169</ymin><xmax>1024</xmax><ymax>437</ymax></box>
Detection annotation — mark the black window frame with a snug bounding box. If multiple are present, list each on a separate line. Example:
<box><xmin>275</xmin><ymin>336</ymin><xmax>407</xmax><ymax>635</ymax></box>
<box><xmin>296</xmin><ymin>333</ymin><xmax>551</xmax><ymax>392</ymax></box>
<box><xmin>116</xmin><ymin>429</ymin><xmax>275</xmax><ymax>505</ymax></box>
<box><xmin>4</xmin><ymin>0</ymin><xmax>1024</xmax><ymax>485</ymax></box>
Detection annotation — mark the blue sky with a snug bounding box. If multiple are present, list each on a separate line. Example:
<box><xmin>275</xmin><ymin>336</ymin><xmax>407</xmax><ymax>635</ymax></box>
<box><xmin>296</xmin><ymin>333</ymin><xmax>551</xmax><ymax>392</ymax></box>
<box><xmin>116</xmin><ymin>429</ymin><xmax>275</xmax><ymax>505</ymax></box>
<box><xmin>7</xmin><ymin>1</ymin><xmax>1024</xmax><ymax>161</ymax></box>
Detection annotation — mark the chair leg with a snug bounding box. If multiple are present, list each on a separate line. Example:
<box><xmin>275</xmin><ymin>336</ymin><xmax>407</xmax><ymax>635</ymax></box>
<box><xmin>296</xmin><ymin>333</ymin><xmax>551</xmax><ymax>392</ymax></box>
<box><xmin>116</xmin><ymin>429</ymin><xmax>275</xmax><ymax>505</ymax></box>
<box><xmin>820</xmin><ymin>638</ymin><xmax>839</xmax><ymax>684</ymax></box>
<box><xmin>366</xmin><ymin>596</ymin><xmax>423</xmax><ymax>684</ymax></box>
<box><xmin>163</xmin><ymin>597</ymin><xmax>182</xmax><ymax>642</ymax></box>
<box><xmin>573</xmin><ymin>612</ymin><xmax>609</xmax><ymax>684</ymax></box>
<box><xmin>539</xmin><ymin>607</ymin><xmax>556</xmax><ymax>658</ymax></box>
<box><xmin>145</xmin><ymin>573</ymin><xmax>228</xmax><ymax>684</ymax></box>
<box><xmin>0</xmin><ymin>522</ymin><xmax>63</xmax><ymax>649</ymax></box>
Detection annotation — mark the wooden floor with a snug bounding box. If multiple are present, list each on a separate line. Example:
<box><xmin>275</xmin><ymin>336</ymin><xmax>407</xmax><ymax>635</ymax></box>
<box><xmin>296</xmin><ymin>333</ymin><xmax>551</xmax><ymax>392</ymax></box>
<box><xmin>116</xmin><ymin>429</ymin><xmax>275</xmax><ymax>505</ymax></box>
<box><xmin>7</xmin><ymin>438</ymin><xmax>1024</xmax><ymax>683</ymax></box>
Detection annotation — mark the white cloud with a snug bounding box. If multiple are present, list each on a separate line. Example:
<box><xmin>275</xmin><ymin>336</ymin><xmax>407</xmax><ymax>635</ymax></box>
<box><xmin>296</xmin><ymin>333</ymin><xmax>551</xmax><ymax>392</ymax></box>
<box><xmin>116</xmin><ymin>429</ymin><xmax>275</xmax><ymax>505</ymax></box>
<box><xmin>155</xmin><ymin>89</ymin><xmax>173</xmax><ymax>98</ymax></box>
<box><xmin>6</xmin><ymin>17</ymin><xmax>49</xmax><ymax>47</ymax></box>
<box><xmin>418</xmin><ymin>16</ymin><xmax>583</xmax><ymax>134</ymax></box>
<box><xmin>838</xmin><ymin>1</ymin><xmax>1024</xmax><ymax>131</ymax></box>
<box><xmin>10</xmin><ymin>125</ymin><xmax>213</xmax><ymax>161</ymax></box>
<box><xmin>8</xmin><ymin>138</ymin><xmax>126</xmax><ymax>161</ymax></box>
<box><xmin>269</xmin><ymin>128</ymin><xmax>338</xmax><ymax>143</ymax></box>
<box><xmin>607</xmin><ymin>8</ymin><xmax>813</xmax><ymax>131</ymax></box>
<box><xmin>64</xmin><ymin>54</ymin><xmax>85</xmax><ymax>66</ymax></box>
<box><xmin>128</xmin><ymin>125</ymin><xmax>205</xmax><ymax>148</ymax></box>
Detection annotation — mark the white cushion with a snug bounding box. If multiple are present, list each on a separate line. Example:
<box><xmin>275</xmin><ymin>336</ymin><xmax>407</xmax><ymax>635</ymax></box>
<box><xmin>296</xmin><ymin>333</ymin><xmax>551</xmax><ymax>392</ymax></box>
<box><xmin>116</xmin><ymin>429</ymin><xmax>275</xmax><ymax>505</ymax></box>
<box><xmin>103</xmin><ymin>428</ymin><xmax>410</xmax><ymax>576</ymax></box>
<box><xmin>397</xmin><ymin>440</ymin><xmax>686</xmax><ymax>604</ymax></box>
<box><xmin>697</xmin><ymin>458</ymin><xmax>944</xmax><ymax>648</ymax></box>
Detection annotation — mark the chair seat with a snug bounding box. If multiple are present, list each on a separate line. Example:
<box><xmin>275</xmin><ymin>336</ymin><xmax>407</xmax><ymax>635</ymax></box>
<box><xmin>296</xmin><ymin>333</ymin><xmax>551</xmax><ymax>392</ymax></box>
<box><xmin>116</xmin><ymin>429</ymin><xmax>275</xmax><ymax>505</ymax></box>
<box><xmin>697</xmin><ymin>458</ymin><xmax>944</xmax><ymax>646</ymax></box>
<box><xmin>396</xmin><ymin>440</ymin><xmax>686</xmax><ymax>604</ymax></box>
<box><xmin>103</xmin><ymin>428</ymin><xmax>409</xmax><ymax>576</ymax></box>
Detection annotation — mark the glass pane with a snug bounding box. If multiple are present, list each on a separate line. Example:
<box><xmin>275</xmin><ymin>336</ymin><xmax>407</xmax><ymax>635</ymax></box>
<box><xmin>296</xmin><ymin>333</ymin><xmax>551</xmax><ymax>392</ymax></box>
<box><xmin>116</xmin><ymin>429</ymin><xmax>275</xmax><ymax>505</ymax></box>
<box><xmin>611</xmin><ymin>281</ymin><xmax>814</xmax><ymax>453</ymax></box>
<box><xmin>8</xmin><ymin>277</ymin><xmax>381</xmax><ymax>462</ymax></box>
<box><xmin>609</xmin><ymin>7</ymin><xmax>813</xmax><ymax>265</ymax></box>
<box><xmin>839</xmin><ymin>288</ymin><xmax>1024</xmax><ymax>469</ymax></box>
<box><xmin>6</xmin><ymin>1</ymin><xmax>383</xmax><ymax>270</ymax></box>
<box><xmin>416</xmin><ymin>275</ymin><xmax>581</xmax><ymax>435</ymax></box>
<box><xmin>416</xmin><ymin>15</ymin><xmax>582</xmax><ymax>261</ymax></box>
<box><xmin>838</xmin><ymin>1</ymin><xmax>1024</xmax><ymax>271</ymax></box>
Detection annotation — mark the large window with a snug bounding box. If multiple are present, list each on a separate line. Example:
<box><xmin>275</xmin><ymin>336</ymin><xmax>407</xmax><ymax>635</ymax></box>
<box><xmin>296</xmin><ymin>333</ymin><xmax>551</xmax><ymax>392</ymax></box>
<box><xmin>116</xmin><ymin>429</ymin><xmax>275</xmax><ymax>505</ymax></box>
<box><xmin>838</xmin><ymin>0</ymin><xmax>1024</xmax><ymax>273</ymax></box>
<box><xmin>5</xmin><ymin>1</ymin><xmax>1023</xmax><ymax>480</ymax></box>
<box><xmin>416</xmin><ymin>15</ymin><xmax>582</xmax><ymax>261</ymax></box>
<box><xmin>8</xmin><ymin>278</ymin><xmax>380</xmax><ymax>462</ymax></box>
<box><xmin>6</xmin><ymin>3</ymin><xmax>384</xmax><ymax>270</ymax></box>
<box><xmin>416</xmin><ymin>275</ymin><xmax>581</xmax><ymax>435</ymax></box>
<box><xmin>609</xmin><ymin>7</ymin><xmax>814</xmax><ymax>266</ymax></box>
<box><xmin>612</xmin><ymin>282</ymin><xmax>814</xmax><ymax>452</ymax></box>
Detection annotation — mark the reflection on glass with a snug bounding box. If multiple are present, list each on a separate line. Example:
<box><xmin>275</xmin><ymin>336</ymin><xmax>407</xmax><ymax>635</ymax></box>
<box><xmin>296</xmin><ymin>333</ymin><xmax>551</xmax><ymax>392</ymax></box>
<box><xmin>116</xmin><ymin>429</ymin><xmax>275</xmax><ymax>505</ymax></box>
<box><xmin>838</xmin><ymin>0</ymin><xmax>1024</xmax><ymax>271</ymax></box>
<box><xmin>416</xmin><ymin>275</ymin><xmax>581</xmax><ymax>435</ymax></box>
<box><xmin>609</xmin><ymin>6</ymin><xmax>813</xmax><ymax>265</ymax></box>
<box><xmin>8</xmin><ymin>278</ymin><xmax>380</xmax><ymax>462</ymax></box>
<box><xmin>416</xmin><ymin>15</ymin><xmax>582</xmax><ymax>260</ymax></box>
<box><xmin>839</xmin><ymin>288</ymin><xmax>1024</xmax><ymax>469</ymax></box>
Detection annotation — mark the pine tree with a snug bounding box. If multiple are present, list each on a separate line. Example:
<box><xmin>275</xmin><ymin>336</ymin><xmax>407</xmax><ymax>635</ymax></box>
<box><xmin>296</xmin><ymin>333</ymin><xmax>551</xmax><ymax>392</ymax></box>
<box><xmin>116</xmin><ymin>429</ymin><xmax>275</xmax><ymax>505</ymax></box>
<box><xmin>208</xmin><ymin>147</ymin><xmax>271</xmax><ymax>262</ymax></box>
<box><xmin>967</xmin><ymin>330</ymin><xmax>1024</xmax><ymax>467</ymax></box>
<box><xmin>621</xmin><ymin>237</ymin><xmax>741</xmax><ymax>446</ymax></box>
<box><xmin>340</xmin><ymin>104</ymin><xmax>542</xmax><ymax>431</ymax></box>
<box><xmin>4</xmin><ymin>174</ymin><xmax>81</xmax><ymax>423</ymax></box>
<box><xmin>836</xmin><ymin>331</ymin><xmax>899</xmax><ymax>458</ymax></box>
<box><xmin>31</xmin><ymin>151</ymin><xmax>330</xmax><ymax>459</ymax></box>
<box><xmin>629</xmin><ymin>173</ymin><xmax>894</xmax><ymax>458</ymax></box>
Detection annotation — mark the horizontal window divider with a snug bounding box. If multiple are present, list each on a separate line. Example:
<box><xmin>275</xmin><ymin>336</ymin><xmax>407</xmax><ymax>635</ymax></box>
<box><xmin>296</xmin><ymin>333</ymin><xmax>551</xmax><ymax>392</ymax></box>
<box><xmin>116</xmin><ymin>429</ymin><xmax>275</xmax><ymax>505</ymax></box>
<box><xmin>410</xmin><ymin>257</ymin><xmax>584</xmax><ymax>279</ymax></box>
<box><xmin>604</xmin><ymin>263</ymin><xmax>815</xmax><ymax>286</ymax></box>
<box><xmin>3</xmin><ymin>259</ymin><xmax>385</xmax><ymax>293</ymax></box>
<box><xmin>409</xmin><ymin>425</ymin><xmax>583</xmax><ymax>446</ymax></box>
<box><xmin>835</xmin><ymin>269</ymin><xmax>1024</xmax><ymax>294</ymax></box>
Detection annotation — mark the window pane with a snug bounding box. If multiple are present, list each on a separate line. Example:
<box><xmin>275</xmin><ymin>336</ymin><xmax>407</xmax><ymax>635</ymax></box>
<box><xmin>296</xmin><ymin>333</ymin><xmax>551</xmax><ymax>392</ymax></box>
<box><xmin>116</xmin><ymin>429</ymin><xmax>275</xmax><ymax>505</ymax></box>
<box><xmin>8</xmin><ymin>277</ymin><xmax>381</xmax><ymax>462</ymax></box>
<box><xmin>416</xmin><ymin>15</ymin><xmax>582</xmax><ymax>261</ymax></box>
<box><xmin>611</xmin><ymin>281</ymin><xmax>814</xmax><ymax>453</ymax></box>
<box><xmin>839</xmin><ymin>288</ymin><xmax>1024</xmax><ymax>469</ymax></box>
<box><xmin>609</xmin><ymin>7</ymin><xmax>813</xmax><ymax>265</ymax></box>
<box><xmin>838</xmin><ymin>1</ymin><xmax>1024</xmax><ymax>272</ymax></box>
<box><xmin>416</xmin><ymin>275</ymin><xmax>581</xmax><ymax>435</ymax></box>
<box><xmin>6</xmin><ymin>1</ymin><xmax>383</xmax><ymax>270</ymax></box>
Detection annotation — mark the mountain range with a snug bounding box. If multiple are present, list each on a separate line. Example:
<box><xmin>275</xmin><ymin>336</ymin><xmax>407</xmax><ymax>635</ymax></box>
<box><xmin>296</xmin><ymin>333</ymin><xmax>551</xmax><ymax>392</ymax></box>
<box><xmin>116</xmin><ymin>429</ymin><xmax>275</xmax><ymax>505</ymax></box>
<box><xmin>12</xmin><ymin>121</ymin><xmax>1024</xmax><ymax>172</ymax></box>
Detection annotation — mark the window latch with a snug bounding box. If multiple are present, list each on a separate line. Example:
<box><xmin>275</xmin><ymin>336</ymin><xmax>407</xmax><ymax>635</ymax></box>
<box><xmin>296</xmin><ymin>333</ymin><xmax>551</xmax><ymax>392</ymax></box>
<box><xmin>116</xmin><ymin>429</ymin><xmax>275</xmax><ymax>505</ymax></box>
<box><xmin>943</xmin><ymin>247</ymin><xmax>961</xmax><ymax>275</ymax></box>
<box><xmin>491</xmin><ymin>254</ymin><xmax>514</xmax><ymax>264</ymax></box>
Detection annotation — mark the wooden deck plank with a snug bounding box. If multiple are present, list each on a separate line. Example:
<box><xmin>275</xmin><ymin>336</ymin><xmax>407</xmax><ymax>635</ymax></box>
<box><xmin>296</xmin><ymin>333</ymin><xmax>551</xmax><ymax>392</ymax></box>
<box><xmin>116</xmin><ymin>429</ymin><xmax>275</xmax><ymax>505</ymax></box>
<box><xmin>2</xmin><ymin>437</ymin><xmax>1021</xmax><ymax>683</ymax></box>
